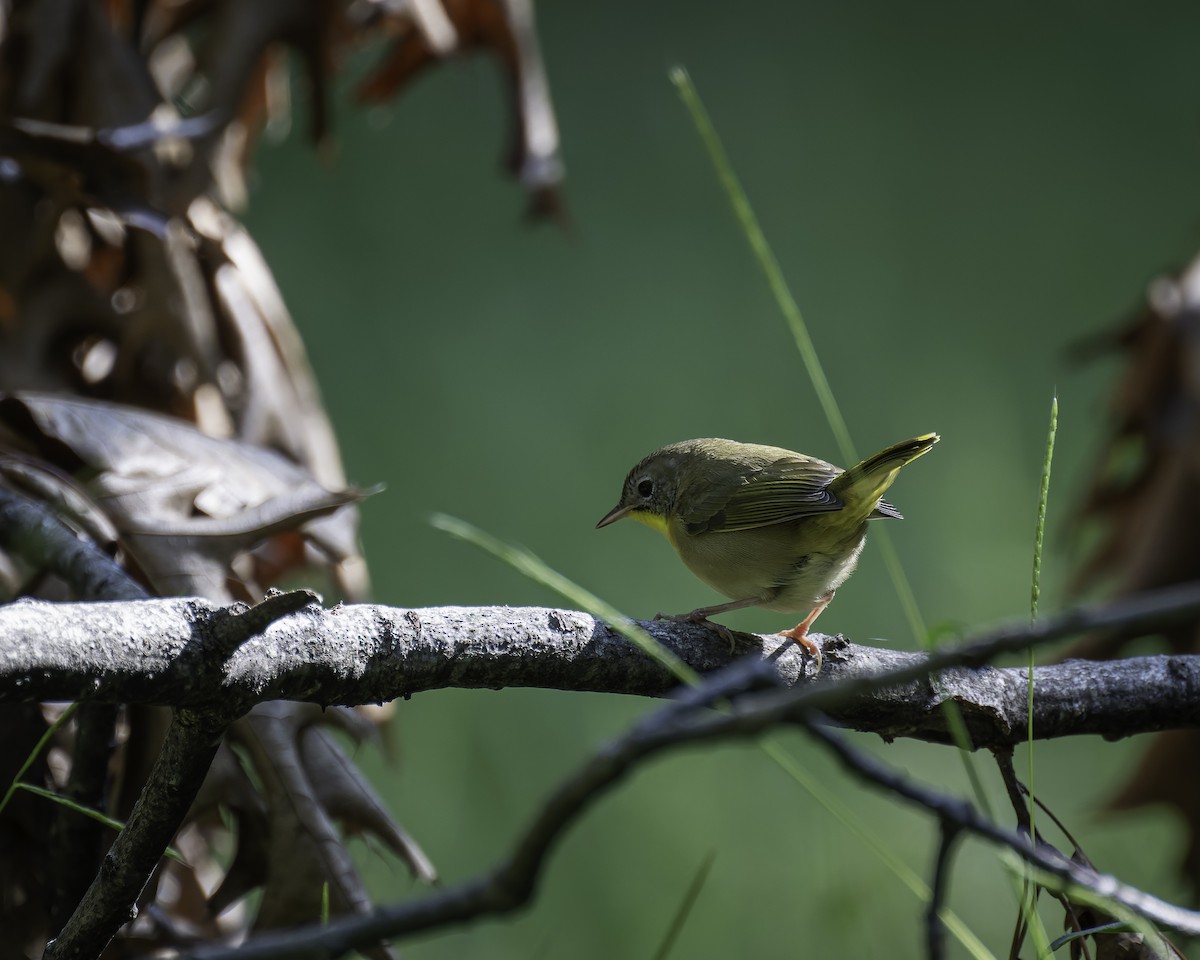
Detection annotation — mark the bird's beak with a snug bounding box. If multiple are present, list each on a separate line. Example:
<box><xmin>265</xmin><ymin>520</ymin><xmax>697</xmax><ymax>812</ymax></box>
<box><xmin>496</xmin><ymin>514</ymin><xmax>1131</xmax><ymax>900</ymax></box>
<box><xmin>596</xmin><ymin>503</ymin><xmax>634</xmax><ymax>529</ymax></box>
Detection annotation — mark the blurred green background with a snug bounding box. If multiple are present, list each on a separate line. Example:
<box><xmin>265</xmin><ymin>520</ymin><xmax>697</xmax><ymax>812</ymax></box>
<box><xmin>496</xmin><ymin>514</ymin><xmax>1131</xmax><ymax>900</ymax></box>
<box><xmin>245</xmin><ymin>3</ymin><xmax>1200</xmax><ymax>956</ymax></box>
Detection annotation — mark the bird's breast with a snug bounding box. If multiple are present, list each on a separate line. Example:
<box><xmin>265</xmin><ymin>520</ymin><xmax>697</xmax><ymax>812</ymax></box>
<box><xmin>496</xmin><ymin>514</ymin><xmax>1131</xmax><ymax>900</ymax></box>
<box><xmin>668</xmin><ymin>517</ymin><xmax>868</xmax><ymax>611</ymax></box>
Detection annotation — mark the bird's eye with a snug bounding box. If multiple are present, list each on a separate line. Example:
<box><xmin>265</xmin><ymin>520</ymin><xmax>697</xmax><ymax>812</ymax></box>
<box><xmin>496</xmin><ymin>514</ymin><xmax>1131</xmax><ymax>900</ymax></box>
<box><xmin>637</xmin><ymin>478</ymin><xmax>654</xmax><ymax>498</ymax></box>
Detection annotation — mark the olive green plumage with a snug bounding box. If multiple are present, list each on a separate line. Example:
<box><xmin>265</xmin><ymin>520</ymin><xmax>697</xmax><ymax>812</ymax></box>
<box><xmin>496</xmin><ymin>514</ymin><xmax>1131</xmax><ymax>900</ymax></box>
<box><xmin>597</xmin><ymin>434</ymin><xmax>939</xmax><ymax>642</ymax></box>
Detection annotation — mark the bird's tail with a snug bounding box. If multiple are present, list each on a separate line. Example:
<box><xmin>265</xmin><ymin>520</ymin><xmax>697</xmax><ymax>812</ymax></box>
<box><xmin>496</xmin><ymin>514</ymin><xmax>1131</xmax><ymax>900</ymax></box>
<box><xmin>828</xmin><ymin>433</ymin><xmax>939</xmax><ymax>523</ymax></box>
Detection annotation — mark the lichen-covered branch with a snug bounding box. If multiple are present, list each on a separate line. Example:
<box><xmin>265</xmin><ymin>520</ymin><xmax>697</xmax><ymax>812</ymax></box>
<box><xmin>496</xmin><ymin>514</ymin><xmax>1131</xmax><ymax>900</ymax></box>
<box><xmin>3</xmin><ymin>588</ymin><xmax>1200</xmax><ymax>747</ymax></box>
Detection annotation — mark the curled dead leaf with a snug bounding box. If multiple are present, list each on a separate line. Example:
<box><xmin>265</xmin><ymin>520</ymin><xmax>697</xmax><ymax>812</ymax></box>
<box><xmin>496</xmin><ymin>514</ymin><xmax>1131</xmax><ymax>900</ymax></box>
<box><xmin>0</xmin><ymin>392</ymin><xmax>368</xmax><ymax>600</ymax></box>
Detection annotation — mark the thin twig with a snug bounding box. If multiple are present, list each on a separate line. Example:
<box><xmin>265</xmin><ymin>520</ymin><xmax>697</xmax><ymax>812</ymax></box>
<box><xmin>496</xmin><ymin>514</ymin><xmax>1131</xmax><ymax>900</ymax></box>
<box><xmin>928</xmin><ymin>821</ymin><xmax>962</xmax><ymax>960</ymax></box>
<box><xmin>800</xmin><ymin>721</ymin><xmax>1200</xmax><ymax>938</ymax></box>
<box><xmin>0</xmin><ymin>486</ymin><xmax>148</xmax><ymax>601</ymax></box>
<box><xmin>993</xmin><ymin>748</ymin><xmax>1031</xmax><ymax>835</ymax></box>
<box><xmin>45</xmin><ymin>708</ymin><xmax>234</xmax><ymax>960</ymax></box>
<box><xmin>183</xmin><ymin>658</ymin><xmax>1200</xmax><ymax>960</ymax></box>
<box><xmin>995</xmin><ymin>747</ymin><xmax>1036</xmax><ymax>960</ymax></box>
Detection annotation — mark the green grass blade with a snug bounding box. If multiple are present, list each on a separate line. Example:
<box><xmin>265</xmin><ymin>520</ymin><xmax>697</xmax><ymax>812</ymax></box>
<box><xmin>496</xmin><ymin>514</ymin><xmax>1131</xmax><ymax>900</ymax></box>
<box><xmin>15</xmin><ymin>782</ymin><xmax>186</xmax><ymax>864</ymax></box>
<box><xmin>875</xmin><ymin>534</ymin><xmax>930</xmax><ymax>646</ymax></box>
<box><xmin>1009</xmin><ymin>394</ymin><xmax>1059</xmax><ymax>957</ymax></box>
<box><xmin>1029</xmin><ymin>393</ymin><xmax>1058</xmax><ymax>837</ymax></box>
<box><xmin>669</xmin><ymin>65</ymin><xmax>935</xmax><ymax>649</ymax></box>
<box><xmin>430</xmin><ymin>513</ymin><xmax>700</xmax><ymax>687</ymax></box>
<box><xmin>668</xmin><ymin>65</ymin><xmax>856</xmax><ymax>468</ymax></box>
<box><xmin>0</xmin><ymin>702</ymin><xmax>77</xmax><ymax>817</ymax></box>
<box><xmin>668</xmin><ymin>65</ymin><xmax>1005</xmax><ymax>955</ymax></box>
<box><xmin>669</xmin><ymin>64</ymin><xmax>995</xmax><ymax>822</ymax></box>
<box><xmin>17</xmin><ymin>781</ymin><xmax>126</xmax><ymax>831</ymax></box>
<box><xmin>2</xmin><ymin>703</ymin><xmax>191</xmax><ymax>869</ymax></box>
<box><xmin>1030</xmin><ymin>393</ymin><xmax>1058</xmax><ymax>625</ymax></box>
<box><xmin>650</xmin><ymin>851</ymin><xmax>716</xmax><ymax>960</ymax></box>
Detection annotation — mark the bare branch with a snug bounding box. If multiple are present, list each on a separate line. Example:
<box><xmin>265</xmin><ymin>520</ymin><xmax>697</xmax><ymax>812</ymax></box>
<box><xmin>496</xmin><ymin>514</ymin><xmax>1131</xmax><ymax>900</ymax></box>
<box><xmin>992</xmin><ymin>747</ymin><xmax>1030</xmax><ymax>832</ymax></box>
<box><xmin>0</xmin><ymin>486</ymin><xmax>148</xmax><ymax>601</ymax></box>
<box><xmin>928</xmin><ymin>820</ymin><xmax>962</xmax><ymax>960</ymax></box>
<box><xmin>804</xmin><ymin>721</ymin><xmax>1198</xmax><ymax>945</ymax></box>
<box><xmin>3</xmin><ymin>590</ymin><xmax>1200</xmax><ymax>746</ymax></box>
<box><xmin>179</xmin><ymin>652</ymin><xmax>1200</xmax><ymax>960</ymax></box>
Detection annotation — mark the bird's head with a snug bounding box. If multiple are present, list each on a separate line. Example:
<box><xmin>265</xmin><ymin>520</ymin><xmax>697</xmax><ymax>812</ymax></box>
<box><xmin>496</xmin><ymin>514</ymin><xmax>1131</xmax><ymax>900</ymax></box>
<box><xmin>595</xmin><ymin>452</ymin><xmax>679</xmax><ymax>535</ymax></box>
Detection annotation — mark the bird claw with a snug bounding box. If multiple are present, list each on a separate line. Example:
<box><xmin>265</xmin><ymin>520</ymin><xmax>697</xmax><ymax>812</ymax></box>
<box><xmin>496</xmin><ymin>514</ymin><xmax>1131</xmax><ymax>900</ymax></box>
<box><xmin>779</xmin><ymin>627</ymin><xmax>823</xmax><ymax>675</ymax></box>
<box><xmin>654</xmin><ymin>611</ymin><xmax>740</xmax><ymax>654</ymax></box>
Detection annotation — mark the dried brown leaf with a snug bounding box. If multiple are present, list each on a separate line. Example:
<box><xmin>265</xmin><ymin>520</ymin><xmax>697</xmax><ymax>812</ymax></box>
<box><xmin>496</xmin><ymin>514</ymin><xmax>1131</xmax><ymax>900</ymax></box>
<box><xmin>357</xmin><ymin>0</ymin><xmax>565</xmax><ymax>218</ymax></box>
<box><xmin>188</xmin><ymin>706</ymin><xmax>429</xmax><ymax>936</ymax></box>
<box><xmin>0</xmin><ymin>0</ymin><xmax>558</xmax><ymax>950</ymax></box>
<box><xmin>229</xmin><ymin>702</ymin><xmax>423</xmax><ymax>960</ymax></box>
<box><xmin>300</xmin><ymin>726</ymin><xmax>437</xmax><ymax>885</ymax></box>
<box><xmin>0</xmin><ymin>393</ymin><xmax>364</xmax><ymax>598</ymax></box>
<box><xmin>1069</xmin><ymin>255</ymin><xmax>1200</xmax><ymax>614</ymax></box>
<box><xmin>1067</xmin><ymin>904</ymin><xmax>1185</xmax><ymax>960</ymax></box>
<box><xmin>1070</xmin><ymin>251</ymin><xmax>1200</xmax><ymax>903</ymax></box>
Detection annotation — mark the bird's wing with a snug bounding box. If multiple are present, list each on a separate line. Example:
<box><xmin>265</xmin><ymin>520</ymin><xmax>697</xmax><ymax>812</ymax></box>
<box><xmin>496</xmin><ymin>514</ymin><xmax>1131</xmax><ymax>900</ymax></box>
<box><xmin>679</xmin><ymin>457</ymin><xmax>844</xmax><ymax>535</ymax></box>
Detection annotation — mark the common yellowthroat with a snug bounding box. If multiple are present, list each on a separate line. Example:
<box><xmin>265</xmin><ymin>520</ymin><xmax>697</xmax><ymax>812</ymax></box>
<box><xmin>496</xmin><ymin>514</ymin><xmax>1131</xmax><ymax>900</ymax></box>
<box><xmin>596</xmin><ymin>434</ymin><xmax>939</xmax><ymax>665</ymax></box>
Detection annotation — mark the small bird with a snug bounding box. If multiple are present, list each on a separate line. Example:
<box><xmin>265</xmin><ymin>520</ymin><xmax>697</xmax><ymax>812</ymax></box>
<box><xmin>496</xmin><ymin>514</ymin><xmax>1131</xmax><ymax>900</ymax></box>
<box><xmin>596</xmin><ymin>434</ymin><xmax>939</xmax><ymax>666</ymax></box>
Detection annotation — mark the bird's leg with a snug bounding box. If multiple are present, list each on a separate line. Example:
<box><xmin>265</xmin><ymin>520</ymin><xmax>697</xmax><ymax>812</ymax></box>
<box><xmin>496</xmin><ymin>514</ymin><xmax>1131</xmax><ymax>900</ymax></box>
<box><xmin>655</xmin><ymin>597</ymin><xmax>761</xmax><ymax>653</ymax></box>
<box><xmin>779</xmin><ymin>590</ymin><xmax>834</xmax><ymax>673</ymax></box>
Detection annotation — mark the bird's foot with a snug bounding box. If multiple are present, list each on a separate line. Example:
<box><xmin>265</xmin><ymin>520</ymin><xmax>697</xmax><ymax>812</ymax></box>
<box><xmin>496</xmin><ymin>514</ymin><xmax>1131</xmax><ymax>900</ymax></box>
<box><xmin>778</xmin><ymin>624</ymin><xmax>823</xmax><ymax>674</ymax></box>
<box><xmin>655</xmin><ymin>610</ymin><xmax>740</xmax><ymax>654</ymax></box>
<box><xmin>777</xmin><ymin>593</ymin><xmax>832</xmax><ymax>674</ymax></box>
